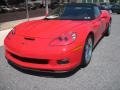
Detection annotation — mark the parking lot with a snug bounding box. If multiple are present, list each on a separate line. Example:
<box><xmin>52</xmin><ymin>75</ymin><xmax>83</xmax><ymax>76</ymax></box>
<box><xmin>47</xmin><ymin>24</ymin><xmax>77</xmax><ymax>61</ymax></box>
<box><xmin>0</xmin><ymin>8</ymin><xmax>47</xmax><ymax>23</ymax></box>
<box><xmin>0</xmin><ymin>14</ymin><xmax>120</xmax><ymax>90</ymax></box>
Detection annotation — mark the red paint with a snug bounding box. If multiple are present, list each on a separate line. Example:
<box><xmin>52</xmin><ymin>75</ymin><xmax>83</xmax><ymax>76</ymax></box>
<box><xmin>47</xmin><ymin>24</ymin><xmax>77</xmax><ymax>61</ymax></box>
<box><xmin>4</xmin><ymin>10</ymin><xmax>111</xmax><ymax>71</ymax></box>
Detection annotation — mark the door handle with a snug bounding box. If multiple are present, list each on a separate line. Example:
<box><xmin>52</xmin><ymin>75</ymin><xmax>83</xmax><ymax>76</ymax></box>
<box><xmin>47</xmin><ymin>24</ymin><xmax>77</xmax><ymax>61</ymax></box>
<box><xmin>98</xmin><ymin>18</ymin><xmax>101</xmax><ymax>21</ymax></box>
<box><xmin>93</xmin><ymin>23</ymin><xmax>99</xmax><ymax>28</ymax></box>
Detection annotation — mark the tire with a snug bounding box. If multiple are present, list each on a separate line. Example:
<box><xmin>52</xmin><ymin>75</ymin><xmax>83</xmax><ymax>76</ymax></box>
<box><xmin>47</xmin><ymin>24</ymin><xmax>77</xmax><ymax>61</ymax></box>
<box><xmin>104</xmin><ymin>21</ymin><xmax>111</xmax><ymax>36</ymax></box>
<box><xmin>81</xmin><ymin>35</ymin><xmax>93</xmax><ymax>67</ymax></box>
<box><xmin>109</xmin><ymin>10</ymin><xmax>112</xmax><ymax>14</ymax></box>
<box><xmin>117</xmin><ymin>12</ymin><xmax>120</xmax><ymax>14</ymax></box>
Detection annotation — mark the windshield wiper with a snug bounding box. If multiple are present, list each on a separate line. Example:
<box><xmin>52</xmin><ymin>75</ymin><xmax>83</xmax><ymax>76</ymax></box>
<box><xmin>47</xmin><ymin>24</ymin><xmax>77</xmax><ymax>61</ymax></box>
<box><xmin>44</xmin><ymin>15</ymin><xmax>59</xmax><ymax>20</ymax></box>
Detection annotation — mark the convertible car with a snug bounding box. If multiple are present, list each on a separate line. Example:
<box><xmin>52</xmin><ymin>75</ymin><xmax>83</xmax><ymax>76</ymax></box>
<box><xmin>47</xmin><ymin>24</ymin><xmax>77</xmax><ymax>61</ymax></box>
<box><xmin>4</xmin><ymin>3</ymin><xmax>111</xmax><ymax>72</ymax></box>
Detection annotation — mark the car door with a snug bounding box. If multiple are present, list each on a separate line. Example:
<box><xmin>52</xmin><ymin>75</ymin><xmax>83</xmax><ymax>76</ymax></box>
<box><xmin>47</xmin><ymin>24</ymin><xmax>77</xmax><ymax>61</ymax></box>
<box><xmin>92</xmin><ymin>6</ymin><xmax>103</xmax><ymax>42</ymax></box>
<box><xmin>100</xmin><ymin>11</ymin><xmax>108</xmax><ymax>34</ymax></box>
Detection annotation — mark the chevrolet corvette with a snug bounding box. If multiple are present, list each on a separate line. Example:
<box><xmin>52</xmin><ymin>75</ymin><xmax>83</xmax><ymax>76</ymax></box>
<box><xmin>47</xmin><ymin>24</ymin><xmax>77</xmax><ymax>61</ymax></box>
<box><xmin>4</xmin><ymin>3</ymin><xmax>111</xmax><ymax>72</ymax></box>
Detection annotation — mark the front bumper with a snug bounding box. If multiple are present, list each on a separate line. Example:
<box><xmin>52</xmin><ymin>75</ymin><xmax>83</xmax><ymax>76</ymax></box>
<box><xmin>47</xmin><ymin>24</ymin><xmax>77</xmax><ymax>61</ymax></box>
<box><xmin>4</xmin><ymin>35</ymin><xmax>83</xmax><ymax>71</ymax></box>
<box><xmin>5</xmin><ymin>48</ymin><xmax>83</xmax><ymax>71</ymax></box>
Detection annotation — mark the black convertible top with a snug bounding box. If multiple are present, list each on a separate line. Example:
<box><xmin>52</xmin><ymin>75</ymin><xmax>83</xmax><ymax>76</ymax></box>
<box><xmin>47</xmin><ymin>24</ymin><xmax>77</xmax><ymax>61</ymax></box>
<box><xmin>46</xmin><ymin>3</ymin><xmax>99</xmax><ymax>20</ymax></box>
<box><xmin>64</xmin><ymin>3</ymin><xmax>98</xmax><ymax>7</ymax></box>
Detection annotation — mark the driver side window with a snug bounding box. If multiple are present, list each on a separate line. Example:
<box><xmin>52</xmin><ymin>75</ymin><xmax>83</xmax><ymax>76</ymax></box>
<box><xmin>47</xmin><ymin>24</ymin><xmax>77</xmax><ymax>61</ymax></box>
<box><xmin>94</xmin><ymin>6</ymin><xmax>101</xmax><ymax>18</ymax></box>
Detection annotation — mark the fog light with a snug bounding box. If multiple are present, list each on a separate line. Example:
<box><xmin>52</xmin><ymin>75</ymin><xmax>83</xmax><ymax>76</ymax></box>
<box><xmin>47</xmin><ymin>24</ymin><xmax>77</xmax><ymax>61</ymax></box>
<box><xmin>57</xmin><ymin>58</ymin><xmax>69</xmax><ymax>64</ymax></box>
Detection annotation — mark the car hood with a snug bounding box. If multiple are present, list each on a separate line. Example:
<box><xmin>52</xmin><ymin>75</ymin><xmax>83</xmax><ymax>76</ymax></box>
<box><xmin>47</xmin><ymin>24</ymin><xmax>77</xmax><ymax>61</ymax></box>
<box><xmin>15</xmin><ymin>20</ymin><xmax>89</xmax><ymax>38</ymax></box>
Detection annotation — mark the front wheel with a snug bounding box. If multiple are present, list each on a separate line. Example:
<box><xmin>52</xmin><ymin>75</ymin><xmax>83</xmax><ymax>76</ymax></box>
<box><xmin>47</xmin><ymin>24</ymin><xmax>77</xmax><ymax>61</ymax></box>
<box><xmin>81</xmin><ymin>35</ymin><xmax>93</xmax><ymax>67</ymax></box>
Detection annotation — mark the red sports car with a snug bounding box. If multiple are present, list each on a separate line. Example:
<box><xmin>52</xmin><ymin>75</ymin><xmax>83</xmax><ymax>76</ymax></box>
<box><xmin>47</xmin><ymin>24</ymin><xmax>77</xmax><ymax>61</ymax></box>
<box><xmin>4</xmin><ymin>3</ymin><xmax>111</xmax><ymax>72</ymax></box>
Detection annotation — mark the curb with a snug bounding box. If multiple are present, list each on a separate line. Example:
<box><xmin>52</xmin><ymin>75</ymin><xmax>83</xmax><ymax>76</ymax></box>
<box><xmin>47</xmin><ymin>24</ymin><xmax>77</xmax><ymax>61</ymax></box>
<box><xmin>0</xmin><ymin>16</ymin><xmax>45</xmax><ymax>31</ymax></box>
<box><xmin>0</xmin><ymin>29</ymin><xmax>11</xmax><ymax>46</ymax></box>
<box><xmin>0</xmin><ymin>16</ymin><xmax>45</xmax><ymax>46</ymax></box>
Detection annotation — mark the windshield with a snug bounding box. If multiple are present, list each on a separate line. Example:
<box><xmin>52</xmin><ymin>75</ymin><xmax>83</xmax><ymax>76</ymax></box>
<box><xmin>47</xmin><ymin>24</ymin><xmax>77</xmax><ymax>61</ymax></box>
<box><xmin>45</xmin><ymin>5</ymin><xmax>95</xmax><ymax>20</ymax></box>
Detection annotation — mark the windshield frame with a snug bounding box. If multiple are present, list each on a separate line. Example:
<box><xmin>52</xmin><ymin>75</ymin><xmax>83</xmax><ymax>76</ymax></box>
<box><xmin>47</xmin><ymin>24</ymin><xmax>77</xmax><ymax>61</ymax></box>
<box><xmin>45</xmin><ymin>4</ymin><xmax>95</xmax><ymax>20</ymax></box>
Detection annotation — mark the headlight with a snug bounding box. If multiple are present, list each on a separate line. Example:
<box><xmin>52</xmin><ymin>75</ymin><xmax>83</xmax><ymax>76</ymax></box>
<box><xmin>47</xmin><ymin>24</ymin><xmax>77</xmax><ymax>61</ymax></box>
<box><xmin>50</xmin><ymin>32</ymin><xmax>77</xmax><ymax>46</ymax></box>
<box><xmin>11</xmin><ymin>28</ymin><xmax>16</xmax><ymax>35</ymax></box>
<box><xmin>6</xmin><ymin>28</ymin><xmax>16</xmax><ymax>38</ymax></box>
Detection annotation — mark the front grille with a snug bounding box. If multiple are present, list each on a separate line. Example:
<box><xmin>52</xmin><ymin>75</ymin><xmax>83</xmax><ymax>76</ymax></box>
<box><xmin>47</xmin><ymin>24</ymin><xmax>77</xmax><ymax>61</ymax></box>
<box><xmin>10</xmin><ymin>53</ymin><xmax>49</xmax><ymax>64</ymax></box>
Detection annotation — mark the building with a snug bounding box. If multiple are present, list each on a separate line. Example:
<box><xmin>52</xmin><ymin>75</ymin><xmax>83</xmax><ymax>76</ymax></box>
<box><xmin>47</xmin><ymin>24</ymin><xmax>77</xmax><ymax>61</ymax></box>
<box><xmin>0</xmin><ymin>0</ymin><xmax>110</xmax><ymax>6</ymax></box>
<box><xmin>0</xmin><ymin>0</ymin><xmax>6</xmax><ymax>5</ymax></box>
<box><xmin>0</xmin><ymin>0</ymin><xmax>25</xmax><ymax>5</ymax></box>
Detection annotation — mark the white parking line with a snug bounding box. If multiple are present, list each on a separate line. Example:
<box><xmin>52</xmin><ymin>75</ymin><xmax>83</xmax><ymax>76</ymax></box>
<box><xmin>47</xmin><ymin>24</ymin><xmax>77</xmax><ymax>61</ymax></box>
<box><xmin>0</xmin><ymin>29</ymin><xmax>11</xmax><ymax>47</ymax></box>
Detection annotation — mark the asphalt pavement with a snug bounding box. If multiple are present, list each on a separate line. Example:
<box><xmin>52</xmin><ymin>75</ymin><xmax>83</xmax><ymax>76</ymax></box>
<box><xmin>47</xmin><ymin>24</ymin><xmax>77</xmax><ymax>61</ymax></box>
<box><xmin>0</xmin><ymin>14</ymin><xmax>120</xmax><ymax>90</ymax></box>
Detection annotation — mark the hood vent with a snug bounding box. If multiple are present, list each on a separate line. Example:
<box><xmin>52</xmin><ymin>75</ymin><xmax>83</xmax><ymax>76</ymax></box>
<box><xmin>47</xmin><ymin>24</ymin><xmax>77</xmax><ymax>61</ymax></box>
<box><xmin>24</xmin><ymin>37</ymin><xmax>35</xmax><ymax>41</ymax></box>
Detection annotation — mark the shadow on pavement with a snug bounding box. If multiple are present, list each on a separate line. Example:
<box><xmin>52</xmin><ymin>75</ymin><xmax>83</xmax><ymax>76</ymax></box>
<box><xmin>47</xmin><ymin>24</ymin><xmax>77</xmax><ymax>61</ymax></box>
<box><xmin>93</xmin><ymin>35</ymin><xmax>105</xmax><ymax>51</ymax></box>
<box><xmin>0</xmin><ymin>46</ymin><xmax>4</xmax><ymax>55</ymax></box>
<box><xmin>7</xmin><ymin>60</ymin><xmax>81</xmax><ymax>78</ymax></box>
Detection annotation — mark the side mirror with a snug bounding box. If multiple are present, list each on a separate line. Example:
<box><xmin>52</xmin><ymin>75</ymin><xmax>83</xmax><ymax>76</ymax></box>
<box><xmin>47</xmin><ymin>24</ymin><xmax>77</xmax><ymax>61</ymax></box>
<box><xmin>101</xmin><ymin>10</ymin><xmax>108</xmax><ymax>18</ymax></box>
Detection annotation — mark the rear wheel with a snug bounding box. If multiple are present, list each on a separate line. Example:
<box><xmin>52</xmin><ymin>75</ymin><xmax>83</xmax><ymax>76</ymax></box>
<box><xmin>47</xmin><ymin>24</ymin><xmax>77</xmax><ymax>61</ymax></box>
<box><xmin>81</xmin><ymin>35</ymin><xmax>93</xmax><ymax>67</ymax></box>
<box><xmin>104</xmin><ymin>22</ymin><xmax>111</xmax><ymax>36</ymax></box>
<box><xmin>117</xmin><ymin>12</ymin><xmax>120</xmax><ymax>14</ymax></box>
<box><xmin>109</xmin><ymin>10</ymin><xmax>112</xmax><ymax>14</ymax></box>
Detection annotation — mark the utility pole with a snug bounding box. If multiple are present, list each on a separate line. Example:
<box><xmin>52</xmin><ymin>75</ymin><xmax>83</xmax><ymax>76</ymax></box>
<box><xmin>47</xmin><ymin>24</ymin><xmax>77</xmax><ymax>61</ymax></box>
<box><xmin>5</xmin><ymin>0</ymin><xmax>9</xmax><ymax>6</ymax></box>
<box><xmin>45</xmin><ymin>0</ymin><xmax>49</xmax><ymax>16</ymax></box>
<box><xmin>25</xmin><ymin>0</ymin><xmax>29</xmax><ymax>21</ymax></box>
